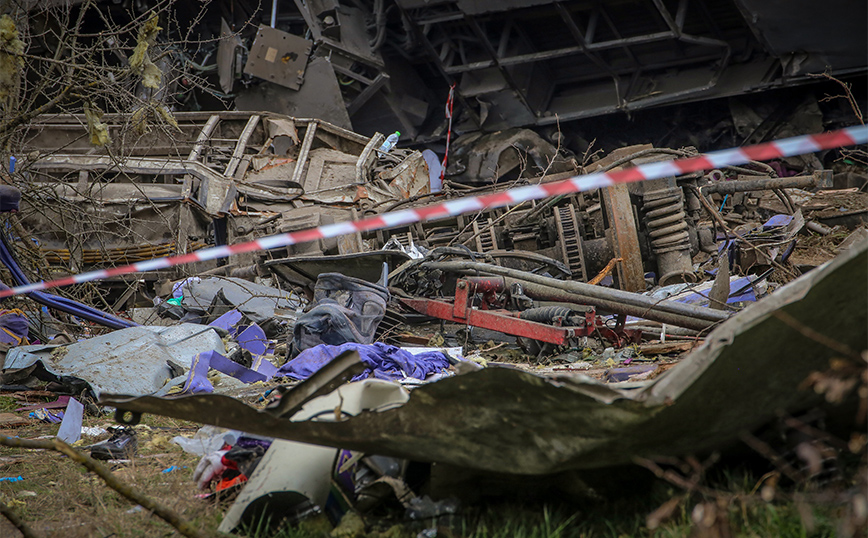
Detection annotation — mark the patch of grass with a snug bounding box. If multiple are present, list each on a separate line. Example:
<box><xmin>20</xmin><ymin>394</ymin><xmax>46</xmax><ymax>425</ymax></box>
<box><xmin>0</xmin><ymin>410</ymin><xmax>220</xmax><ymax>537</ymax></box>
<box><xmin>0</xmin><ymin>395</ymin><xmax>19</xmax><ymax>412</ymax></box>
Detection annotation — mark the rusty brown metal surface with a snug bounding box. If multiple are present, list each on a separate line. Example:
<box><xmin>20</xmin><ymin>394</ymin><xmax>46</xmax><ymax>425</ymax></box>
<box><xmin>602</xmin><ymin>183</ymin><xmax>646</xmax><ymax>292</ymax></box>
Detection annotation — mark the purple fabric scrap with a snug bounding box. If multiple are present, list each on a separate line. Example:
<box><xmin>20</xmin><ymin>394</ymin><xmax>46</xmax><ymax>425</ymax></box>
<box><xmin>277</xmin><ymin>342</ymin><xmax>451</xmax><ymax>382</ymax></box>
<box><xmin>763</xmin><ymin>214</ymin><xmax>793</xmax><ymax>230</ymax></box>
<box><xmin>181</xmin><ymin>350</ymin><xmax>269</xmax><ymax>394</ymax></box>
<box><xmin>671</xmin><ymin>277</ymin><xmax>758</xmax><ymax>306</ymax></box>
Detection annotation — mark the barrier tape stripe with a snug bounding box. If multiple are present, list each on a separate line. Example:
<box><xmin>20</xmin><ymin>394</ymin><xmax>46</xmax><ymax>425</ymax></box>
<box><xmin>1</xmin><ymin>125</ymin><xmax>865</xmax><ymax>299</ymax></box>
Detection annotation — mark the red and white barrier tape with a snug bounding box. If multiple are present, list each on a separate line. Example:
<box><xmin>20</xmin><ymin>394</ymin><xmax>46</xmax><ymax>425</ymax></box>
<box><xmin>1</xmin><ymin>126</ymin><xmax>865</xmax><ymax>299</ymax></box>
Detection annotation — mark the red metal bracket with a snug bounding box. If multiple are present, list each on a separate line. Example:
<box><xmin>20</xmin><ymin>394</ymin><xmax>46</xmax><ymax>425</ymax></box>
<box><xmin>399</xmin><ymin>277</ymin><xmax>594</xmax><ymax>346</ymax></box>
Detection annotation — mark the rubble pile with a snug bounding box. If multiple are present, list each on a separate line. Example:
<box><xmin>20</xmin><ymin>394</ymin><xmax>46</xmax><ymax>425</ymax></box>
<box><xmin>0</xmin><ymin>0</ymin><xmax>865</xmax><ymax>534</ymax></box>
<box><xmin>1</xmin><ymin>111</ymin><xmax>867</xmax><ymax>536</ymax></box>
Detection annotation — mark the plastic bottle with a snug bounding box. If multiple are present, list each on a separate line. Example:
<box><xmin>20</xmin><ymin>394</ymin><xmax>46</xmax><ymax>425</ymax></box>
<box><xmin>377</xmin><ymin>131</ymin><xmax>401</xmax><ymax>154</ymax></box>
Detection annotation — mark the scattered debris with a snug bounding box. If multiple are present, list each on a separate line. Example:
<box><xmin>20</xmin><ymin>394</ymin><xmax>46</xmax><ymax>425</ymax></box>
<box><xmin>102</xmin><ymin>238</ymin><xmax>866</xmax><ymax>475</ymax></box>
<box><xmin>0</xmin><ymin>9</ymin><xmax>865</xmax><ymax>532</ymax></box>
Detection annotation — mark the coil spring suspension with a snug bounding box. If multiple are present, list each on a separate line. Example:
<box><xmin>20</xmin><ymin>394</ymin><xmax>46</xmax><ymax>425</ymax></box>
<box><xmin>643</xmin><ymin>187</ymin><xmax>696</xmax><ymax>286</ymax></box>
<box><xmin>644</xmin><ymin>189</ymin><xmax>690</xmax><ymax>252</ymax></box>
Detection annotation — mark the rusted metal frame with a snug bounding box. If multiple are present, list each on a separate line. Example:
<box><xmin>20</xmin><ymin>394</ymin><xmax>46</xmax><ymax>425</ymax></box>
<box><xmin>586</xmin><ymin>5</ymin><xmax>598</xmax><ymax>42</ymax></box>
<box><xmin>596</xmin><ymin>323</ymin><xmax>642</xmax><ymax>348</ymax></box>
<box><xmin>701</xmin><ymin>176</ymin><xmax>815</xmax><ymax>195</ymax></box>
<box><xmin>602</xmin><ymin>182</ymin><xmax>646</xmax><ymax>292</ymax></box>
<box><xmin>399</xmin><ymin>295</ymin><xmax>580</xmax><ymax>345</ymax></box>
<box><xmin>290</xmin><ymin>0</ymin><xmax>319</xmax><ymax>38</ymax></box>
<box><xmin>395</xmin><ymin>3</ymin><xmax>481</xmax><ymax>128</ymax></box>
<box><xmin>649</xmin><ymin>0</ymin><xmax>688</xmax><ymax>57</ymax></box>
<box><xmin>308</xmin><ymin>118</ymin><xmax>372</xmax><ymax>146</ymax></box>
<box><xmin>507</xmin><ymin>17</ymin><xmax>560</xmax><ymax>110</ymax></box>
<box><xmin>539</xmin><ymin>42</ymin><xmax>732</xmax><ymax>125</ymax></box>
<box><xmin>331</xmin><ymin>63</ymin><xmax>376</xmax><ymax>86</ymax></box>
<box><xmin>694</xmin><ymin>1</ymin><xmax>726</xmax><ymax>45</ymax></box>
<box><xmin>597</xmin><ymin>5</ymin><xmax>643</xmax><ymax>70</ymax></box>
<box><xmin>553</xmin><ymin>1</ymin><xmax>622</xmax><ymax>103</ymax></box>
<box><xmin>650</xmin><ymin>0</ymin><xmax>732</xmax><ymax>87</ymax></box>
<box><xmin>674</xmin><ymin>0</ymin><xmax>689</xmax><ymax>30</ymax></box>
<box><xmin>554</xmin><ymin>204</ymin><xmax>571</xmax><ymax>274</ymax></box>
<box><xmin>653</xmin><ymin>0</ymin><xmax>724</xmax><ymax>51</ymax></box>
<box><xmin>442</xmin><ymin>30</ymin><xmax>686</xmax><ymax>73</ymax></box>
<box><xmin>596</xmin><ymin>313</ymin><xmax>643</xmax><ymax>347</ymax></box>
<box><xmin>290</xmin><ymin>120</ymin><xmax>318</xmax><ymax>185</ymax></box>
<box><xmin>552</xmin><ymin>52</ymin><xmax>723</xmax><ymax>86</ymax></box>
<box><xmin>347</xmin><ymin>72</ymin><xmax>391</xmax><ymax>116</ymax></box>
<box><xmin>566</xmin><ymin>204</ymin><xmax>588</xmax><ymax>281</ymax></box>
<box><xmin>320</xmin><ymin>35</ymin><xmax>387</xmax><ymax>68</ymax></box>
<box><xmin>463</xmin><ymin>14</ymin><xmax>536</xmax><ymax>118</ymax></box>
<box><xmin>27</xmin><ymin>155</ymin><xmax>293</xmax><ymax>210</ymax></box>
<box><xmin>422</xmin><ymin>261</ymin><xmax>729</xmax><ymax>324</ymax></box>
<box><xmin>355</xmin><ymin>132</ymin><xmax>385</xmax><ymax>183</ymax></box>
<box><xmin>414</xmin><ymin>10</ymin><xmax>465</xmax><ymax>26</ymax></box>
<box><xmin>507</xmin><ymin>277</ymin><xmax>714</xmax><ymax>332</ymax></box>
<box><xmin>224</xmin><ymin>114</ymin><xmax>261</xmax><ymax>178</ymax></box>
<box><xmin>457</xmin><ymin>276</ymin><xmax>643</xmax><ymax>346</ymax></box>
<box><xmin>622</xmin><ymin>68</ymin><xmax>644</xmax><ymax>104</ymax></box>
<box><xmin>453</xmin><ymin>279</ymin><xmax>471</xmax><ymax>318</ymax></box>
<box><xmin>486</xmin><ymin>250</ymin><xmax>571</xmax><ymax>277</ymax></box>
<box><xmin>497</xmin><ymin>18</ymin><xmax>513</xmax><ymax>59</ymax></box>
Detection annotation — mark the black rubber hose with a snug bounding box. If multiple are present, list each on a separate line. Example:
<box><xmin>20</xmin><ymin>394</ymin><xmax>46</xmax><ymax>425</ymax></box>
<box><xmin>519</xmin><ymin>306</ymin><xmax>573</xmax><ymax>324</ymax></box>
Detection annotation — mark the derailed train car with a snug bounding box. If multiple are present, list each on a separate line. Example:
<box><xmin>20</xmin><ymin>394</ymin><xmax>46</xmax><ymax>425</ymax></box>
<box><xmin>16</xmin><ymin>0</ymin><xmax>868</xmax><ymax>149</ymax></box>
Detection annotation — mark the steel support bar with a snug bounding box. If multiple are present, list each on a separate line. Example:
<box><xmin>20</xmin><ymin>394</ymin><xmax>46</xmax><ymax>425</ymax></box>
<box><xmin>422</xmin><ymin>261</ymin><xmax>729</xmax><ymax>324</ymax></box>
<box><xmin>399</xmin><ymin>297</ymin><xmax>576</xmax><ymax>345</ymax></box>
<box><xmin>700</xmin><ymin>176</ymin><xmax>815</xmax><ymax>195</ymax></box>
<box><xmin>506</xmin><ymin>278</ymin><xmax>713</xmax><ymax>331</ymax></box>
<box><xmin>461</xmin><ymin>275</ymin><xmax>714</xmax><ymax>331</ymax></box>
<box><xmin>394</xmin><ymin>3</ymin><xmax>481</xmax><ymax>128</ymax></box>
<box><xmin>464</xmin><ymin>15</ymin><xmax>535</xmax><ymax>117</ymax></box>
<box><xmin>291</xmin><ymin>121</ymin><xmax>317</xmax><ymax>185</ymax></box>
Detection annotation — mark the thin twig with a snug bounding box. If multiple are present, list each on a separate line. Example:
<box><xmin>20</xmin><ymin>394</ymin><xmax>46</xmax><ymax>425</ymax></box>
<box><xmin>772</xmin><ymin>310</ymin><xmax>861</xmax><ymax>361</ymax></box>
<box><xmin>0</xmin><ymin>436</ymin><xmax>207</xmax><ymax>538</ymax></box>
<box><xmin>808</xmin><ymin>72</ymin><xmax>864</xmax><ymax>124</ymax></box>
<box><xmin>739</xmin><ymin>431</ymin><xmax>807</xmax><ymax>484</ymax></box>
<box><xmin>633</xmin><ymin>456</ymin><xmax>719</xmax><ymax>497</ymax></box>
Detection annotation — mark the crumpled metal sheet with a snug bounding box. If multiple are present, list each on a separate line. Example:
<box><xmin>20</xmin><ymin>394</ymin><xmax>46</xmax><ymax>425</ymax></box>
<box><xmin>6</xmin><ymin>324</ymin><xmax>226</xmax><ymax>397</ymax></box>
<box><xmin>19</xmin><ymin>184</ymin><xmax>212</xmax><ymax>254</ymax></box>
<box><xmin>375</xmin><ymin>151</ymin><xmax>430</xmax><ymax>198</ymax></box>
<box><xmin>180</xmin><ymin>276</ymin><xmax>305</xmax><ymax>326</ymax></box>
<box><xmin>101</xmin><ymin>241</ymin><xmax>867</xmax><ymax>474</ymax></box>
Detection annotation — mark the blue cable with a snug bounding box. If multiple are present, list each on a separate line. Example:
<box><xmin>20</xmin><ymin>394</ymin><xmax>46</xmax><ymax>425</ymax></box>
<box><xmin>0</xmin><ymin>232</ymin><xmax>136</xmax><ymax>329</ymax></box>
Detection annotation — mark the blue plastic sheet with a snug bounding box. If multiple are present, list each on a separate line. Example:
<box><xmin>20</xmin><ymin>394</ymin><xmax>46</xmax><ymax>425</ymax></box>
<box><xmin>277</xmin><ymin>342</ymin><xmax>450</xmax><ymax>382</ymax></box>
